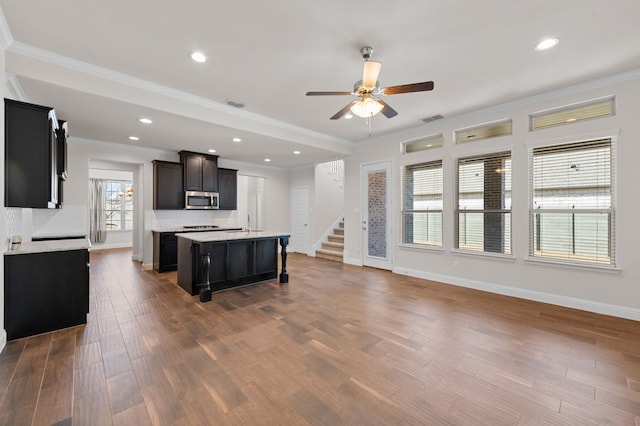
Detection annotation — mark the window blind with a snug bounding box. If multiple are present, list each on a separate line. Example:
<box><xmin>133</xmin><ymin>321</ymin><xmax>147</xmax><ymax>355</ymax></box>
<box><xmin>403</xmin><ymin>160</ymin><xmax>443</xmax><ymax>246</ymax></box>
<box><xmin>530</xmin><ymin>138</ymin><xmax>614</xmax><ymax>265</ymax></box>
<box><xmin>456</xmin><ymin>151</ymin><xmax>512</xmax><ymax>254</ymax></box>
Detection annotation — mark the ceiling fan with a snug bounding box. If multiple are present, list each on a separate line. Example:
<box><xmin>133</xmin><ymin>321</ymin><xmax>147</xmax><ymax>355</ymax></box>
<box><xmin>306</xmin><ymin>46</ymin><xmax>434</xmax><ymax>120</ymax></box>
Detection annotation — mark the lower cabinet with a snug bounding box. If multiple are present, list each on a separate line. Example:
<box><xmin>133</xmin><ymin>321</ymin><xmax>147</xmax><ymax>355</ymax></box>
<box><xmin>153</xmin><ymin>231</ymin><xmax>178</xmax><ymax>272</ymax></box>
<box><xmin>4</xmin><ymin>249</ymin><xmax>90</xmax><ymax>341</ymax></box>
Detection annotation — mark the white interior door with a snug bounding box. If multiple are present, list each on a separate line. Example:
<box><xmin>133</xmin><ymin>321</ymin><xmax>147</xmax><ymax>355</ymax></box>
<box><xmin>362</xmin><ymin>162</ymin><xmax>393</xmax><ymax>270</ymax></box>
<box><xmin>292</xmin><ymin>187</ymin><xmax>309</xmax><ymax>254</ymax></box>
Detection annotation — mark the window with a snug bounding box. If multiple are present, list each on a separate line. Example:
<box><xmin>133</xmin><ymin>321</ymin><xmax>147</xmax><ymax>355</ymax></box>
<box><xmin>530</xmin><ymin>138</ymin><xmax>614</xmax><ymax>266</ymax></box>
<box><xmin>456</xmin><ymin>151</ymin><xmax>512</xmax><ymax>254</ymax></box>
<box><xmin>455</xmin><ymin>119</ymin><xmax>512</xmax><ymax>144</ymax></box>
<box><xmin>402</xmin><ymin>160</ymin><xmax>443</xmax><ymax>246</ymax></box>
<box><xmin>402</xmin><ymin>134</ymin><xmax>444</xmax><ymax>154</ymax></box>
<box><xmin>105</xmin><ymin>180</ymin><xmax>133</xmax><ymax>230</ymax></box>
<box><xmin>530</xmin><ymin>97</ymin><xmax>614</xmax><ymax>131</ymax></box>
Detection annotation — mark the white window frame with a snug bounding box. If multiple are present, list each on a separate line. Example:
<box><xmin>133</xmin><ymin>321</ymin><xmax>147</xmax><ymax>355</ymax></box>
<box><xmin>104</xmin><ymin>180</ymin><xmax>133</xmax><ymax>231</ymax></box>
<box><xmin>401</xmin><ymin>160</ymin><xmax>443</xmax><ymax>247</ymax></box>
<box><xmin>455</xmin><ymin>150</ymin><xmax>512</xmax><ymax>256</ymax></box>
<box><xmin>528</xmin><ymin>137</ymin><xmax>616</xmax><ymax>268</ymax></box>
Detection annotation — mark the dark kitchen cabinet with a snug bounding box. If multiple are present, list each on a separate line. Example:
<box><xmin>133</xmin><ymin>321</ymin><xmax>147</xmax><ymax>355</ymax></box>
<box><xmin>56</xmin><ymin>120</ymin><xmax>68</xmax><ymax>208</ymax></box>
<box><xmin>4</xmin><ymin>249</ymin><xmax>90</xmax><ymax>341</ymax></box>
<box><xmin>153</xmin><ymin>160</ymin><xmax>184</xmax><ymax>210</ymax></box>
<box><xmin>4</xmin><ymin>98</ymin><xmax>61</xmax><ymax>208</ymax></box>
<box><xmin>153</xmin><ymin>231</ymin><xmax>178</xmax><ymax>272</ymax></box>
<box><xmin>179</xmin><ymin>150</ymin><xmax>218</xmax><ymax>192</ymax></box>
<box><xmin>218</xmin><ymin>168</ymin><xmax>238</xmax><ymax>210</ymax></box>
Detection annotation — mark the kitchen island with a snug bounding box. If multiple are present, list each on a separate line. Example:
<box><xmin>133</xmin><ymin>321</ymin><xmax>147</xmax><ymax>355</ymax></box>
<box><xmin>176</xmin><ymin>230</ymin><xmax>290</xmax><ymax>297</ymax></box>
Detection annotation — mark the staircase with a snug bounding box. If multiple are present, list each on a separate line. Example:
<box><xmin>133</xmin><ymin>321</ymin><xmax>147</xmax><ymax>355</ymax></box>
<box><xmin>315</xmin><ymin>221</ymin><xmax>344</xmax><ymax>262</ymax></box>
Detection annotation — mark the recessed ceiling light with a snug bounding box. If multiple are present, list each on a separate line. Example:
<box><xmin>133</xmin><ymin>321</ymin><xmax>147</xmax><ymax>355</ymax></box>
<box><xmin>535</xmin><ymin>37</ymin><xmax>559</xmax><ymax>51</ymax></box>
<box><xmin>264</xmin><ymin>158</ymin><xmax>271</xmax><ymax>162</ymax></box>
<box><xmin>208</xmin><ymin>149</ymin><xmax>216</xmax><ymax>153</ymax></box>
<box><xmin>190</xmin><ymin>51</ymin><xmax>207</xmax><ymax>63</ymax></box>
<box><xmin>138</xmin><ymin>118</ymin><xmax>152</xmax><ymax>124</ymax></box>
<box><xmin>344</xmin><ymin>113</ymin><xmax>353</xmax><ymax>119</ymax></box>
<box><xmin>128</xmin><ymin>136</ymin><xmax>139</xmax><ymax>141</ymax></box>
<box><xmin>293</xmin><ymin>151</ymin><xmax>301</xmax><ymax>155</ymax></box>
<box><xmin>232</xmin><ymin>137</ymin><xmax>242</xmax><ymax>143</ymax></box>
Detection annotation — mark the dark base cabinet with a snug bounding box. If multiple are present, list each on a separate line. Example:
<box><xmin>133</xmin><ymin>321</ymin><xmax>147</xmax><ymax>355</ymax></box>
<box><xmin>177</xmin><ymin>237</ymin><xmax>278</xmax><ymax>295</ymax></box>
<box><xmin>153</xmin><ymin>232</ymin><xmax>178</xmax><ymax>272</ymax></box>
<box><xmin>4</xmin><ymin>249</ymin><xmax>90</xmax><ymax>341</ymax></box>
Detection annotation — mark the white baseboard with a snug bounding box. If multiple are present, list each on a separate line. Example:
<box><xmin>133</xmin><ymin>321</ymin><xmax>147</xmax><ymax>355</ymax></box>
<box><xmin>141</xmin><ymin>263</ymin><xmax>153</xmax><ymax>271</ymax></box>
<box><xmin>0</xmin><ymin>329</ymin><xmax>6</xmax><ymax>354</ymax></box>
<box><xmin>394</xmin><ymin>266</ymin><xmax>640</xmax><ymax>321</ymax></box>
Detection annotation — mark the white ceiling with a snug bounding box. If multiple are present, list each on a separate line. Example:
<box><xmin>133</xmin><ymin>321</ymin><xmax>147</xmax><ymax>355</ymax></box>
<box><xmin>2</xmin><ymin>1</ymin><xmax>640</xmax><ymax>168</ymax></box>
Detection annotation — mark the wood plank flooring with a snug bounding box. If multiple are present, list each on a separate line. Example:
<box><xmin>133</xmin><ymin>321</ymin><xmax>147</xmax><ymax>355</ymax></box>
<box><xmin>1</xmin><ymin>248</ymin><xmax>640</xmax><ymax>425</ymax></box>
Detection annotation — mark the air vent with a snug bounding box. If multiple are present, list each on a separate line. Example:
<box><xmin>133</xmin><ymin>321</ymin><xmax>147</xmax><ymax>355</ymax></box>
<box><xmin>530</xmin><ymin>97</ymin><xmax>614</xmax><ymax>131</ymax></box>
<box><xmin>455</xmin><ymin>119</ymin><xmax>512</xmax><ymax>144</ymax></box>
<box><xmin>403</xmin><ymin>134</ymin><xmax>444</xmax><ymax>154</ymax></box>
<box><xmin>224</xmin><ymin>99</ymin><xmax>245</xmax><ymax>109</ymax></box>
<box><xmin>422</xmin><ymin>114</ymin><xmax>444</xmax><ymax>123</ymax></box>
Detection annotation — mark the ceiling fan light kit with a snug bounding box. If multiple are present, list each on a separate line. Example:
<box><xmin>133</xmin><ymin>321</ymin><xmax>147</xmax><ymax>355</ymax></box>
<box><xmin>306</xmin><ymin>46</ymin><xmax>434</xmax><ymax>125</ymax></box>
<box><xmin>350</xmin><ymin>95</ymin><xmax>384</xmax><ymax>118</ymax></box>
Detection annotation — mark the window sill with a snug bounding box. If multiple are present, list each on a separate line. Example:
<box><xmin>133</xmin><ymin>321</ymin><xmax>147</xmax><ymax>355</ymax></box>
<box><xmin>398</xmin><ymin>243</ymin><xmax>445</xmax><ymax>253</ymax></box>
<box><xmin>525</xmin><ymin>256</ymin><xmax>621</xmax><ymax>273</ymax></box>
<box><xmin>106</xmin><ymin>229</ymin><xmax>133</xmax><ymax>233</ymax></box>
<box><xmin>451</xmin><ymin>248</ymin><xmax>516</xmax><ymax>262</ymax></box>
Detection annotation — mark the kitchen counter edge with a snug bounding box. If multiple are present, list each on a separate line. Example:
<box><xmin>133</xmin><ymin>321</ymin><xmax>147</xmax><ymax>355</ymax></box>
<box><xmin>4</xmin><ymin>237</ymin><xmax>92</xmax><ymax>256</ymax></box>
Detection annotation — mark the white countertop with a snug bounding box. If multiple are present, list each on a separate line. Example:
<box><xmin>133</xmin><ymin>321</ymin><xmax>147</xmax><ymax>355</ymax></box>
<box><xmin>152</xmin><ymin>226</ymin><xmax>242</xmax><ymax>233</ymax></box>
<box><xmin>4</xmin><ymin>237</ymin><xmax>92</xmax><ymax>256</ymax></box>
<box><xmin>175</xmin><ymin>230</ymin><xmax>290</xmax><ymax>242</ymax></box>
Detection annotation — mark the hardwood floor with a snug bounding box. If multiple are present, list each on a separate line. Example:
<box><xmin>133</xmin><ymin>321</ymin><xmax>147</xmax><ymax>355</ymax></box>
<box><xmin>1</xmin><ymin>248</ymin><xmax>639</xmax><ymax>425</ymax></box>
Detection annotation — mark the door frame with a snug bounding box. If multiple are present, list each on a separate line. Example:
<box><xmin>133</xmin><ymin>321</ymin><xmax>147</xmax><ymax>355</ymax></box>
<box><xmin>361</xmin><ymin>161</ymin><xmax>393</xmax><ymax>270</ymax></box>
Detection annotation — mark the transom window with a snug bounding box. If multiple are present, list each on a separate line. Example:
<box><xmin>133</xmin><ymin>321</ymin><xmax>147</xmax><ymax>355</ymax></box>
<box><xmin>530</xmin><ymin>138</ymin><xmax>614</xmax><ymax>266</ymax></box>
<box><xmin>402</xmin><ymin>160</ymin><xmax>443</xmax><ymax>246</ymax></box>
<box><xmin>105</xmin><ymin>180</ymin><xmax>133</xmax><ymax>231</ymax></box>
<box><xmin>456</xmin><ymin>151</ymin><xmax>512</xmax><ymax>254</ymax></box>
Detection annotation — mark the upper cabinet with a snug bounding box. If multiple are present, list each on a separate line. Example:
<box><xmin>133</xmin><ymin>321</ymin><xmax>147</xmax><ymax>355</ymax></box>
<box><xmin>5</xmin><ymin>99</ymin><xmax>62</xmax><ymax>209</ymax></box>
<box><xmin>179</xmin><ymin>151</ymin><xmax>218</xmax><ymax>193</ymax></box>
<box><xmin>153</xmin><ymin>160</ymin><xmax>184</xmax><ymax>210</ymax></box>
<box><xmin>218</xmin><ymin>168</ymin><xmax>238</xmax><ymax>210</ymax></box>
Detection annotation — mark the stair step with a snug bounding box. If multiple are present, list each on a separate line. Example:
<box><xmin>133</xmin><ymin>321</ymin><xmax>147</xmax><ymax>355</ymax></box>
<box><xmin>322</xmin><ymin>241</ymin><xmax>344</xmax><ymax>252</ymax></box>
<box><xmin>328</xmin><ymin>235</ymin><xmax>344</xmax><ymax>243</ymax></box>
<box><xmin>316</xmin><ymin>248</ymin><xmax>343</xmax><ymax>262</ymax></box>
<box><xmin>338</xmin><ymin>222</ymin><xmax>344</xmax><ymax>229</ymax></box>
<box><xmin>333</xmin><ymin>228</ymin><xmax>344</xmax><ymax>236</ymax></box>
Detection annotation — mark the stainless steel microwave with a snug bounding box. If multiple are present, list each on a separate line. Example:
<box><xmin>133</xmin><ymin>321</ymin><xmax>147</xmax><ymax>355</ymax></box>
<box><xmin>185</xmin><ymin>191</ymin><xmax>219</xmax><ymax>209</ymax></box>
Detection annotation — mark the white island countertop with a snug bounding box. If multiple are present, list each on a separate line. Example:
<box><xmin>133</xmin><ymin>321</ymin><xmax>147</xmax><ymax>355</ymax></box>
<box><xmin>175</xmin><ymin>230</ymin><xmax>290</xmax><ymax>242</ymax></box>
<box><xmin>4</xmin><ymin>237</ymin><xmax>92</xmax><ymax>256</ymax></box>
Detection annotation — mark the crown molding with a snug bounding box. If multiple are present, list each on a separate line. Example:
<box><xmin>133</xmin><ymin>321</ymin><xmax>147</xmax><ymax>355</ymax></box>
<box><xmin>6</xmin><ymin>41</ymin><xmax>353</xmax><ymax>148</ymax></box>
<box><xmin>0</xmin><ymin>6</ymin><xmax>14</xmax><ymax>48</ymax></box>
<box><xmin>4</xmin><ymin>72</ymin><xmax>26</xmax><ymax>101</ymax></box>
<box><xmin>362</xmin><ymin>67</ymin><xmax>640</xmax><ymax>146</ymax></box>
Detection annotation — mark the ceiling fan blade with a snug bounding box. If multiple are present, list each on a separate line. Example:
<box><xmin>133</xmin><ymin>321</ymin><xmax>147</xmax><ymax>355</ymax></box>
<box><xmin>382</xmin><ymin>81</ymin><xmax>434</xmax><ymax>95</ymax></box>
<box><xmin>377</xmin><ymin>100</ymin><xmax>398</xmax><ymax>118</ymax></box>
<box><xmin>330</xmin><ymin>101</ymin><xmax>356</xmax><ymax>120</ymax></box>
<box><xmin>306</xmin><ymin>91</ymin><xmax>352</xmax><ymax>96</ymax></box>
<box><xmin>362</xmin><ymin>61</ymin><xmax>382</xmax><ymax>88</ymax></box>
